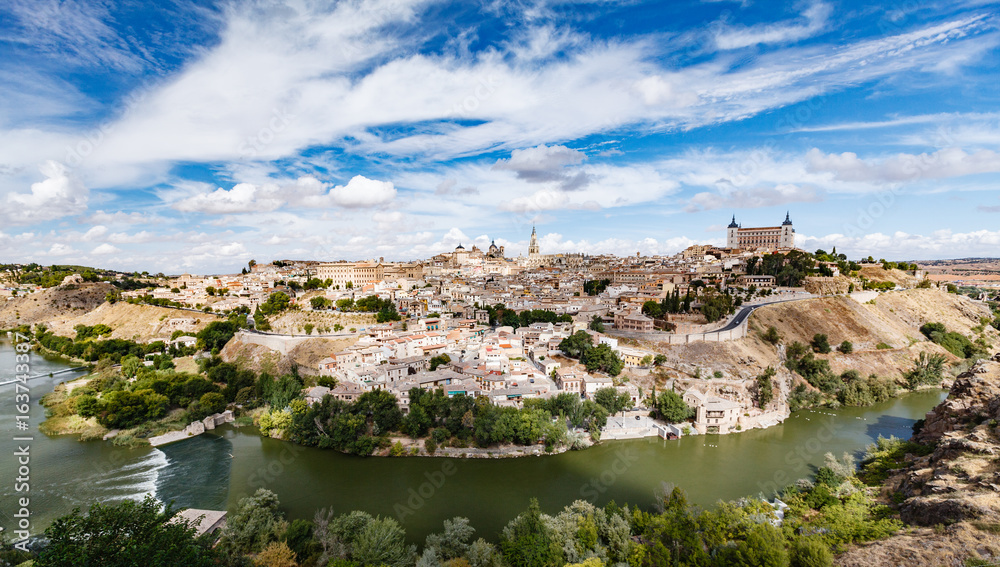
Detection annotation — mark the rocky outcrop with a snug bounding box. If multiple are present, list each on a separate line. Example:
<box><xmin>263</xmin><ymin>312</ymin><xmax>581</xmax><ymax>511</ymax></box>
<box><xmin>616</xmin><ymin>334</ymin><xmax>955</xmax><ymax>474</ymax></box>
<box><xmin>838</xmin><ymin>357</ymin><xmax>1000</xmax><ymax>565</ymax></box>
<box><xmin>915</xmin><ymin>358</ymin><xmax>1000</xmax><ymax>445</ymax></box>
<box><xmin>882</xmin><ymin>358</ymin><xmax>1000</xmax><ymax>528</ymax></box>
<box><xmin>803</xmin><ymin>276</ymin><xmax>852</xmax><ymax>295</ymax></box>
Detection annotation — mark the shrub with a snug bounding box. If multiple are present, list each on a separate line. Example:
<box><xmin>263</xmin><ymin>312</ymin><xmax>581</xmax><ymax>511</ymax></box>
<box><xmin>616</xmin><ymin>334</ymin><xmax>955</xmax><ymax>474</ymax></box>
<box><xmin>839</xmin><ymin>340</ymin><xmax>853</xmax><ymax>354</ymax></box>
<box><xmin>875</xmin><ymin>342</ymin><xmax>892</xmax><ymax>350</ymax></box>
<box><xmin>790</xmin><ymin>537</ymin><xmax>833</xmax><ymax>567</ymax></box>
<box><xmin>761</xmin><ymin>326</ymin><xmax>782</xmax><ymax>345</ymax></box>
<box><xmin>811</xmin><ymin>334</ymin><xmax>831</xmax><ymax>354</ymax></box>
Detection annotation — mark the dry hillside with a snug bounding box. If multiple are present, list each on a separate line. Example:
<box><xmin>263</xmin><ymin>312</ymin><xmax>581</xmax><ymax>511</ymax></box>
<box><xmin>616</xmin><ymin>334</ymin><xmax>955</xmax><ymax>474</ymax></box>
<box><xmin>0</xmin><ymin>282</ymin><xmax>113</xmax><ymax>329</ymax></box>
<box><xmin>46</xmin><ymin>302</ymin><xmax>222</xmax><ymax>342</ymax></box>
<box><xmin>628</xmin><ymin>289</ymin><xmax>998</xmax><ymax>409</ymax></box>
<box><xmin>858</xmin><ymin>266</ymin><xmax>920</xmax><ymax>287</ymax></box>
<box><xmin>268</xmin><ymin>310</ymin><xmax>376</xmax><ymax>334</ymax></box>
<box><xmin>220</xmin><ymin>334</ymin><xmax>359</xmax><ymax>377</ymax></box>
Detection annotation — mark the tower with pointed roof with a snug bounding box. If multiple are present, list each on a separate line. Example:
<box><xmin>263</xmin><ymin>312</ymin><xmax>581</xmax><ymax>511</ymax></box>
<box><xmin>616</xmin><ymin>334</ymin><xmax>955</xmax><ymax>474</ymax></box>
<box><xmin>726</xmin><ymin>215</ymin><xmax>740</xmax><ymax>248</ymax></box>
<box><xmin>528</xmin><ymin>226</ymin><xmax>540</xmax><ymax>255</ymax></box>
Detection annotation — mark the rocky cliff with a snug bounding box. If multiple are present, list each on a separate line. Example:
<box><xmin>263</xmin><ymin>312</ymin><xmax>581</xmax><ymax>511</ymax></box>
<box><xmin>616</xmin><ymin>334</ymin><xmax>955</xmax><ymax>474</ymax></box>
<box><xmin>837</xmin><ymin>353</ymin><xmax>1000</xmax><ymax>566</ymax></box>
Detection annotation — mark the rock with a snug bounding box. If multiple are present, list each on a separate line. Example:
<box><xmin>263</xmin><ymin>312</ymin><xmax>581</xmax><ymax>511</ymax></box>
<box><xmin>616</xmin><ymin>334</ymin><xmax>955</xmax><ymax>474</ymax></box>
<box><xmin>900</xmin><ymin>497</ymin><xmax>989</xmax><ymax>526</ymax></box>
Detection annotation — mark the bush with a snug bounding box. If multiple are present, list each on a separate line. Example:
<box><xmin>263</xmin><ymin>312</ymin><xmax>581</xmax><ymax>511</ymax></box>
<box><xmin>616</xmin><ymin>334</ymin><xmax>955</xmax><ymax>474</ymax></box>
<box><xmin>811</xmin><ymin>334</ymin><xmax>831</xmax><ymax>354</ymax></box>
<box><xmin>761</xmin><ymin>326</ymin><xmax>781</xmax><ymax>345</ymax></box>
<box><xmin>790</xmin><ymin>537</ymin><xmax>833</xmax><ymax>567</ymax></box>
<box><xmin>839</xmin><ymin>340</ymin><xmax>853</xmax><ymax>354</ymax></box>
<box><xmin>200</xmin><ymin>392</ymin><xmax>226</xmax><ymax>415</ymax></box>
<box><xmin>425</xmin><ymin>438</ymin><xmax>437</xmax><ymax>455</ymax></box>
<box><xmin>875</xmin><ymin>342</ymin><xmax>892</xmax><ymax>350</ymax></box>
<box><xmin>904</xmin><ymin>352</ymin><xmax>947</xmax><ymax>389</ymax></box>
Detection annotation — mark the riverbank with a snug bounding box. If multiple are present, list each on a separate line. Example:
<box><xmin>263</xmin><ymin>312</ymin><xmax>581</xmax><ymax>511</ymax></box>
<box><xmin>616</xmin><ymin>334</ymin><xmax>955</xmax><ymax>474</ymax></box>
<box><xmin>1</xmin><ymin>335</ymin><xmax>952</xmax><ymax>546</ymax></box>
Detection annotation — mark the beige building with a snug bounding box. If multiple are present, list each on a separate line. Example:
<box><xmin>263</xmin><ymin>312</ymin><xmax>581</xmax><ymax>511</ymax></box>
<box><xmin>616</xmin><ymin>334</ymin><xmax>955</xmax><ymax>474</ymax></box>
<box><xmin>683</xmin><ymin>389</ymin><xmax>741</xmax><ymax>434</ymax></box>
<box><xmin>726</xmin><ymin>213</ymin><xmax>795</xmax><ymax>250</ymax></box>
<box><xmin>315</xmin><ymin>261</ymin><xmax>384</xmax><ymax>287</ymax></box>
<box><xmin>614</xmin><ymin>311</ymin><xmax>654</xmax><ymax>333</ymax></box>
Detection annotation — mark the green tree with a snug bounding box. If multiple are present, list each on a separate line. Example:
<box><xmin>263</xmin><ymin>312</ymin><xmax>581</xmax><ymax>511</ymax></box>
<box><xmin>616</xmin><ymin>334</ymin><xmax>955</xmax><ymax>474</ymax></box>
<box><xmin>755</xmin><ymin>366</ymin><xmax>776</xmax><ymax>408</ymax></box>
<box><xmin>654</xmin><ymin>354</ymin><xmax>667</xmax><ymax>366</ymax></box>
<box><xmin>811</xmin><ymin>334</ymin><xmax>831</xmax><ymax>354</ymax></box>
<box><xmin>196</xmin><ymin>321</ymin><xmax>238</xmax><ymax>352</ymax></box>
<box><xmin>559</xmin><ymin>331</ymin><xmax>593</xmax><ymax>359</ymax></box>
<box><xmin>259</xmin><ymin>292</ymin><xmax>291</xmax><ymax>315</ymax></box>
<box><xmin>121</xmin><ymin>354</ymin><xmax>142</xmax><ymax>379</ymax></box>
<box><xmin>904</xmin><ymin>352</ymin><xmax>947</xmax><ymax>389</ymax></box>
<box><xmin>351</xmin><ymin>517</ymin><xmax>416</xmax><ymax>567</ymax></box>
<box><xmin>430</xmin><ymin>353</ymin><xmax>452</xmax><ymax>371</ymax></box>
<box><xmin>219</xmin><ymin>488</ymin><xmax>286</xmax><ymax>555</ymax></box>
<box><xmin>588</xmin><ymin>315</ymin><xmax>605</xmax><ymax>332</ymax></box>
<box><xmin>761</xmin><ymin>326</ymin><xmax>781</xmax><ymax>345</ymax></box>
<box><xmin>642</xmin><ymin>300</ymin><xmax>664</xmax><ymax>319</ymax></box>
<box><xmin>655</xmin><ymin>391</ymin><xmax>693</xmax><ymax>423</ymax></box>
<box><xmin>594</xmin><ymin>387</ymin><xmax>631</xmax><ymax>415</ymax></box>
<box><xmin>424</xmin><ymin>516</ymin><xmax>476</xmax><ymax>561</ymax></box>
<box><xmin>839</xmin><ymin>340</ymin><xmax>853</xmax><ymax>354</ymax></box>
<box><xmin>200</xmin><ymin>392</ymin><xmax>226</xmax><ymax>415</ymax></box>
<box><xmin>581</xmin><ymin>343</ymin><xmax>623</xmax><ymax>376</ymax></box>
<box><xmin>715</xmin><ymin>523</ymin><xmax>789</xmax><ymax>567</ymax></box>
<box><xmin>37</xmin><ymin>495</ymin><xmax>218</xmax><ymax>567</ymax></box>
<box><xmin>499</xmin><ymin>498</ymin><xmax>561</xmax><ymax>567</ymax></box>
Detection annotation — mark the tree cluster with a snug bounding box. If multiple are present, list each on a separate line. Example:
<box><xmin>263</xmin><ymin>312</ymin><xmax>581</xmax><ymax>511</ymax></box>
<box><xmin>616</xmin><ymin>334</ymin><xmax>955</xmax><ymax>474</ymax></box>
<box><xmin>557</xmin><ymin>332</ymin><xmax>623</xmax><ymax>376</ymax></box>
<box><xmin>30</xmin><ymin>455</ymin><xmax>916</xmax><ymax>567</ymax></box>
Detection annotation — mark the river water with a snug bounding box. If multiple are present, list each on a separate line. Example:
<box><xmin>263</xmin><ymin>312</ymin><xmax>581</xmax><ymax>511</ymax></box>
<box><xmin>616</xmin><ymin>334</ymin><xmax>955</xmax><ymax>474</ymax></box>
<box><xmin>0</xmin><ymin>340</ymin><xmax>946</xmax><ymax>543</ymax></box>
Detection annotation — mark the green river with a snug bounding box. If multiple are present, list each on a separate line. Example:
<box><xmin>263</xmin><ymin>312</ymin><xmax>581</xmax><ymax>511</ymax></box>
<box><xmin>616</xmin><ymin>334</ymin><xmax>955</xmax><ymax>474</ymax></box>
<box><xmin>0</xmin><ymin>339</ymin><xmax>947</xmax><ymax>543</ymax></box>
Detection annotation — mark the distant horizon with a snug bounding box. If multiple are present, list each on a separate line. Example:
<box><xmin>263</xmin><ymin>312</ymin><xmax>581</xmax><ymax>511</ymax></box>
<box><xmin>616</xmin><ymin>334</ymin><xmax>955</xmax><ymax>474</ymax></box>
<box><xmin>6</xmin><ymin>251</ymin><xmax>1000</xmax><ymax>280</ymax></box>
<box><xmin>0</xmin><ymin>1</ymin><xmax>997</xmax><ymax>272</ymax></box>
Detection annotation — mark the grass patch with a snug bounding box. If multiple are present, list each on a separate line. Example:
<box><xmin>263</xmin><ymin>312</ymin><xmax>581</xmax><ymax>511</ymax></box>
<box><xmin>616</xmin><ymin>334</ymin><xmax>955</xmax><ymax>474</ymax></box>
<box><xmin>971</xmin><ymin>522</ymin><xmax>1000</xmax><ymax>534</ymax></box>
<box><xmin>39</xmin><ymin>414</ymin><xmax>107</xmax><ymax>439</ymax></box>
<box><xmin>858</xmin><ymin>435</ymin><xmax>934</xmax><ymax>486</ymax></box>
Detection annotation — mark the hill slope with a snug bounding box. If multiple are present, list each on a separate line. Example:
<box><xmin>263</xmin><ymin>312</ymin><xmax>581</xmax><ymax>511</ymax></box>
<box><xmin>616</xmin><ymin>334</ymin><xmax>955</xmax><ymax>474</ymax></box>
<box><xmin>0</xmin><ymin>282</ymin><xmax>113</xmax><ymax>329</ymax></box>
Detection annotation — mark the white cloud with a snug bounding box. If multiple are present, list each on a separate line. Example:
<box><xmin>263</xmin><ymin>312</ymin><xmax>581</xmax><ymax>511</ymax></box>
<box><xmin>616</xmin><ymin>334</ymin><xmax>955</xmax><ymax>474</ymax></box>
<box><xmin>714</xmin><ymin>2</ymin><xmax>832</xmax><ymax>50</ymax></box>
<box><xmin>85</xmin><ymin>210</ymin><xmax>161</xmax><ymax>225</ymax></box>
<box><xmin>174</xmin><ymin>182</ymin><xmax>283</xmax><ymax>214</ymax></box>
<box><xmin>806</xmin><ymin>147</ymin><xmax>1000</xmax><ymax>183</ymax></box>
<box><xmin>328</xmin><ymin>176</ymin><xmax>397</xmax><ymax>208</ymax></box>
<box><xmin>686</xmin><ymin>184</ymin><xmax>825</xmax><ymax>212</ymax></box>
<box><xmin>172</xmin><ymin>174</ymin><xmax>396</xmax><ymax>214</ymax></box>
<box><xmin>81</xmin><ymin>225</ymin><xmax>108</xmax><ymax>241</ymax></box>
<box><xmin>372</xmin><ymin>210</ymin><xmax>404</xmax><ymax>229</ymax></box>
<box><xmin>802</xmin><ymin>228</ymin><xmax>1000</xmax><ymax>259</ymax></box>
<box><xmin>46</xmin><ymin>243</ymin><xmax>75</xmax><ymax>256</ymax></box>
<box><xmin>5</xmin><ymin>160</ymin><xmax>88</xmax><ymax>223</ymax></box>
<box><xmin>493</xmin><ymin>144</ymin><xmax>586</xmax><ymax>177</ymax></box>
<box><xmin>91</xmin><ymin>243</ymin><xmax>120</xmax><ymax>255</ymax></box>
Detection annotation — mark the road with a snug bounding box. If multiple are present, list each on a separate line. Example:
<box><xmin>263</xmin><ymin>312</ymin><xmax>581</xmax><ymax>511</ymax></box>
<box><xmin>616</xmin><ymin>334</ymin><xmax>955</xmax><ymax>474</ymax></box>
<box><xmin>718</xmin><ymin>294</ymin><xmax>814</xmax><ymax>333</ymax></box>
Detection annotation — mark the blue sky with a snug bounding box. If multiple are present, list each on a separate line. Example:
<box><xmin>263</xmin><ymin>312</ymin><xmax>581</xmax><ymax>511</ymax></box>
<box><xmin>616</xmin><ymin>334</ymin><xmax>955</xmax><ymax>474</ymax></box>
<box><xmin>0</xmin><ymin>0</ymin><xmax>998</xmax><ymax>274</ymax></box>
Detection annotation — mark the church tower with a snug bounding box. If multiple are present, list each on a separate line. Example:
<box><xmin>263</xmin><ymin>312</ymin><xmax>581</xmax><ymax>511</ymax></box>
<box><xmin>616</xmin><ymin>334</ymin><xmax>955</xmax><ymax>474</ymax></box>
<box><xmin>528</xmin><ymin>226</ymin><xmax>540</xmax><ymax>255</ymax></box>
<box><xmin>781</xmin><ymin>211</ymin><xmax>795</xmax><ymax>248</ymax></box>
<box><xmin>726</xmin><ymin>215</ymin><xmax>739</xmax><ymax>249</ymax></box>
